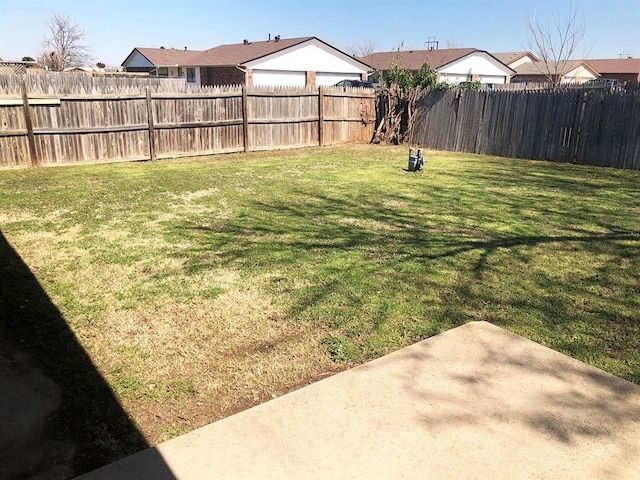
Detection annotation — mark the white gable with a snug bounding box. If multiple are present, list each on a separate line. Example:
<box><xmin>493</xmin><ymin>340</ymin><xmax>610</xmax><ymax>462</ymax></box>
<box><xmin>508</xmin><ymin>54</ymin><xmax>537</xmax><ymax>69</ymax></box>
<box><xmin>244</xmin><ymin>39</ymin><xmax>368</xmax><ymax>75</ymax></box>
<box><xmin>562</xmin><ymin>65</ymin><xmax>597</xmax><ymax>83</ymax></box>
<box><xmin>438</xmin><ymin>52</ymin><xmax>513</xmax><ymax>84</ymax></box>
<box><xmin>124</xmin><ymin>50</ymin><xmax>154</xmax><ymax>68</ymax></box>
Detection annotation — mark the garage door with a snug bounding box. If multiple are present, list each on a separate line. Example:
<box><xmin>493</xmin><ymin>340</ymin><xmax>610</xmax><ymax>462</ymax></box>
<box><xmin>252</xmin><ymin>70</ymin><xmax>306</xmax><ymax>87</ymax></box>
<box><xmin>479</xmin><ymin>75</ymin><xmax>506</xmax><ymax>84</ymax></box>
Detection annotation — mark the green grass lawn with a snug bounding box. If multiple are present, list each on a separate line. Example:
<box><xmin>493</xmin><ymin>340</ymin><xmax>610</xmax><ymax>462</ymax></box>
<box><xmin>1</xmin><ymin>144</ymin><xmax>638</xmax><ymax>457</ymax></box>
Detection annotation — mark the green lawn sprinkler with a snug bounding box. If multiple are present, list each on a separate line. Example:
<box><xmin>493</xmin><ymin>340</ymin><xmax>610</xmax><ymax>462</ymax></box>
<box><xmin>407</xmin><ymin>147</ymin><xmax>425</xmax><ymax>172</ymax></box>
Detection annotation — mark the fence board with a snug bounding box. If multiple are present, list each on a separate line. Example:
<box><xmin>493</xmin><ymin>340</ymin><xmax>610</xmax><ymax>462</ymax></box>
<box><xmin>0</xmin><ymin>75</ymin><xmax>374</xmax><ymax>168</ymax></box>
<box><xmin>411</xmin><ymin>89</ymin><xmax>639</xmax><ymax>170</ymax></box>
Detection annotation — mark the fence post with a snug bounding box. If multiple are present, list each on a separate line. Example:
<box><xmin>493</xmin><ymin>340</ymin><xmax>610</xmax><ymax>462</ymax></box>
<box><xmin>146</xmin><ymin>87</ymin><xmax>156</xmax><ymax>161</ymax></box>
<box><xmin>20</xmin><ymin>80</ymin><xmax>38</xmax><ymax>167</ymax></box>
<box><xmin>242</xmin><ymin>85</ymin><xmax>249</xmax><ymax>152</ymax></box>
<box><xmin>318</xmin><ymin>86</ymin><xmax>324</xmax><ymax>147</ymax></box>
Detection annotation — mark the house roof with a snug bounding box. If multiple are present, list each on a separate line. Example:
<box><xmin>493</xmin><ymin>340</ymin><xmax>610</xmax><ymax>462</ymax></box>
<box><xmin>584</xmin><ymin>58</ymin><xmax>640</xmax><ymax>74</ymax></box>
<box><xmin>191</xmin><ymin>37</ymin><xmax>315</xmax><ymax>66</ymax></box>
<box><xmin>359</xmin><ymin>48</ymin><xmax>513</xmax><ymax>74</ymax></box>
<box><xmin>126</xmin><ymin>47</ymin><xmax>204</xmax><ymax>67</ymax></box>
<box><xmin>360</xmin><ymin>48</ymin><xmax>481</xmax><ymax>71</ymax></box>
<box><xmin>492</xmin><ymin>52</ymin><xmax>540</xmax><ymax>65</ymax></box>
<box><xmin>123</xmin><ymin>37</ymin><xmax>371</xmax><ymax>71</ymax></box>
<box><xmin>514</xmin><ymin>60</ymin><xmax>598</xmax><ymax>77</ymax></box>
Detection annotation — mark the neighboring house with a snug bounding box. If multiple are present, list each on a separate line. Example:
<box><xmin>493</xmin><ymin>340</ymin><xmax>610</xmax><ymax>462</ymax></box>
<box><xmin>359</xmin><ymin>48</ymin><xmax>515</xmax><ymax>84</ymax></box>
<box><xmin>120</xmin><ymin>47</ymin><xmax>203</xmax><ymax>84</ymax></box>
<box><xmin>121</xmin><ymin>36</ymin><xmax>372</xmax><ymax>87</ymax></box>
<box><xmin>583</xmin><ymin>58</ymin><xmax>640</xmax><ymax>84</ymax></box>
<box><xmin>492</xmin><ymin>52</ymin><xmax>539</xmax><ymax>70</ymax></box>
<box><xmin>512</xmin><ymin>60</ymin><xmax>598</xmax><ymax>84</ymax></box>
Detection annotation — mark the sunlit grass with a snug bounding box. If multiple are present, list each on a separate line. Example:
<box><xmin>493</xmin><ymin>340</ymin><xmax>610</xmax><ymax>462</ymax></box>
<box><xmin>1</xmin><ymin>144</ymin><xmax>638</xmax><ymax>452</ymax></box>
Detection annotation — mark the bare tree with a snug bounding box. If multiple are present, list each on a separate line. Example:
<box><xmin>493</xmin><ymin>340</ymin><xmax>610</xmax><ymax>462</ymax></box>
<box><xmin>525</xmin><ymin>2</ymin><xmax>586</xmax><ymax>88</ymax></box>
<box><xmin>346</xmin><ymin>39</ymin><xmax>378</xmax><ymax>58</ymax></box>
<box><xmin>445</xmin><ymin>39</ymin><xmax>462</xmax><ymax>49</ymax></box>
<box><xmin>38</xmin><ymin>13</ymin><xmax>92</xmax><ymax>71</ymax></box>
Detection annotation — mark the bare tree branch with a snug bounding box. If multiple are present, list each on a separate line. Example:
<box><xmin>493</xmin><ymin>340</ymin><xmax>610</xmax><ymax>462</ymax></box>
<box><xmin>445</xmin><ymin>39</ymin><xmax>462</xmax><ymax>49</ymax></box>
<box><xmin>38</xmin><ymin>13</ymin><xmax>93</xmax><ymax>71</ymax></box>
<box><xmin>346</xmin><ymin>40</ymin><xmax>378</xmax><ymax>58</ymax></box>
<box><xmin>525</xmin><ymin>2</ymin><xmax>585</xmax><ymax>88</ymax></box>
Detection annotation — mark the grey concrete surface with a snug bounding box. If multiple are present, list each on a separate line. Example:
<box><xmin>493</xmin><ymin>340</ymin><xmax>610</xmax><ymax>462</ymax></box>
<box><xmin>76</xmin><ymin>321</ymin><xmax>640</xmax><ymax>480</ymax></box>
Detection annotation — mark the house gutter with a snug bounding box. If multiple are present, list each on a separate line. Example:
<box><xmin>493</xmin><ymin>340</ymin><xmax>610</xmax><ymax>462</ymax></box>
<box><xmin>235</xmin><ymin>64</ymin><xmax>250</xmax><ymax>85</ymax></box>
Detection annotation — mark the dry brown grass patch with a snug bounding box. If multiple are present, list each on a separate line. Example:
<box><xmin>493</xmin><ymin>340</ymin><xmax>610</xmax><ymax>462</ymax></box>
<box><xmin>85</xmin><ymin>272</ymin><xmax>339</xmax><ymax>444</ymax></box>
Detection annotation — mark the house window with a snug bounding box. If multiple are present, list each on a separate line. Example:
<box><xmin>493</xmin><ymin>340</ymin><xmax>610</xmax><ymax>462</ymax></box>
<box><xmin>186</xmin><ymin>68</ymin><xmax>196</xmax><ymax>83</ymax></box>
<box><xmin>158</xmin><ymin>67</ymin><xmax>168</xmax><ymax>77</ymax></box>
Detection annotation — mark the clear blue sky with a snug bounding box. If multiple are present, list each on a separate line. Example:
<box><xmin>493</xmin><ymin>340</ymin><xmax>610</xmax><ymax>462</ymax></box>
<box><xmin>1</xmin><ymin>0</ymin><xmax>638</xmax><ymax>66</ymax></box>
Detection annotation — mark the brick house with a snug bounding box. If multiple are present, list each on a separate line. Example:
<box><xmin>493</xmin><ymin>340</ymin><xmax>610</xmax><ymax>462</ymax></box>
<box><xmin>584</xmin><ymin>58</ymin><xmax>640</xmax><ymax>84</ymax></box>
<box><xmin>121</xmin><ymin>36</ymin><xmax>371</xmax><ymax>87</ymax></box>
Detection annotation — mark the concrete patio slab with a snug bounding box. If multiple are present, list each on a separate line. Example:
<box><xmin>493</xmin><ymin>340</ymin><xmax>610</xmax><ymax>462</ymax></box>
<box><xmin>76</xmin><ymin>321</ymin><xmax>640</xmax><ymax>480</ymax></box>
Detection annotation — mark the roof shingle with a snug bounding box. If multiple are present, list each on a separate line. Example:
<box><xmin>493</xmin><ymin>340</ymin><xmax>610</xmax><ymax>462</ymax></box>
<box><xmin>190</xmin><ymin>37</ymin><xmax>315</xmax><ymax>66</ymax></box>
<box><xmin>585</xmin><ymin>58</ymin><xmax>640</xmax><ymax>75</ymax></box>
<box><xmin>492</xmin><ymin>52</ymin><xmax>540</xmax><ymax>65</ymax></box>
<box><xmin>359</xmin><ymin>48</ymin><xmax>480</xmax><ymax>70</ymax></box>
<box><xmin>513</xmin><ymin>60</ymin><xmax>597</xmax><ymax>76</ymax></box>
<box><xmin>133</xmin><ymin>47</ymin><xmax>204</xmax><ymax>67</ymax></box>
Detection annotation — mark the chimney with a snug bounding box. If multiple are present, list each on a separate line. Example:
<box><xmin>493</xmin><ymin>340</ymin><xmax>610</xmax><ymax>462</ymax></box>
<box><xmin>275</xmin><ymin>35</ymin><xmax>280</xmax><ymax>42</ymax></box>
<box><xmin>268</xmin><ymin>34</ymin><xmax>271</xmax><ymax>42</ymax></box>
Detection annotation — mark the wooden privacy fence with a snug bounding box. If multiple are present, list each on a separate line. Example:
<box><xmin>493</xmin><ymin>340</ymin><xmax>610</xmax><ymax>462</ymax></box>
<box><xmin>411</xmin><ymin>89</ymin><xmax>640</xmax><ymax>170</ymax></box>
<box><xmin>0</xmin><ymin>75</ymin><xmax>375</xmax><ymax>168</ymax></box>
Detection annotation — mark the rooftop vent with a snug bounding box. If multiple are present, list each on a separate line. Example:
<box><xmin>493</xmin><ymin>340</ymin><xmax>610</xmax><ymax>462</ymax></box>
<box><xmin>275</xmin><ymin>35</ymin><xmax>280</xmax><ymax>42</ymax></box>
<box><xmin>243</xmin><ymin>39</ymin><xmax>249</xmax><ymax>45</ymax></box>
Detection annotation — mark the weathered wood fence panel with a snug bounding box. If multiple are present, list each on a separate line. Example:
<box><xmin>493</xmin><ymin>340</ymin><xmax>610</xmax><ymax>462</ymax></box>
<box><xmin>0</xmin><ymin>74</ymin><xmax>375</xmax><ymax>168</ymax></box>
<box><xmin>411</xmin><ymin>89</ymin><xmax>640</xmax><ymax>170</ymax></box>
<box><xmin>0</xmin><ymin>72</ymin><xmax>188</xmax><ymax>95</ymax></box>
<box><xmin>152</xmin><ymin>91</ymin><xmax>245</xmax><ymax>158</ymax></box>
<box><xmin>248</xmin><ymin>87</ymin><xmax>319</xmax><ymax>151</ymax></box>
<box><xmin>323</xmin><ymin>87</ymin><xmax>375</xmax><ymax>144</ymax></box>
<box><xmin>0</xmin><ymin>102</ymin><xmax>29</xmax><ymax>166</ymax></box>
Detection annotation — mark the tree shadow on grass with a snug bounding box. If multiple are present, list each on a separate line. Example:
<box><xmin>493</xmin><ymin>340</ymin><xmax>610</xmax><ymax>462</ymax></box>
<box><xmin>169</xmin><ymin>174</ymin><xmax>639</xmax><ymax>374</ymax></box>
<box><xmin>0</xmin><ymin>231</ymin><xmax>174</xmax><ymax>479</ymax></box>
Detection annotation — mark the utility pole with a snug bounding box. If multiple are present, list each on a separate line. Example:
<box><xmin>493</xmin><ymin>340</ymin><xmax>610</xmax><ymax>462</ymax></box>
<box><xmin>424</xmin><ymin>37</ymin><xmax>439</xmax><ymax>51</ymax></box>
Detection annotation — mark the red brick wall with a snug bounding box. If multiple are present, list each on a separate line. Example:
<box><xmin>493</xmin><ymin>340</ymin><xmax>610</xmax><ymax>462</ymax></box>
<box><xmin>306</xmin><ymin>71</ymin><xmax>316</xmax><ymax>86</ymax></box>
<box><xmin>201</xmin><ymin>66</ymin><xmax>246</xmax><ymax>86</ymax></box>
<box><xmin>602</xmin><ymin>73</ymin><xmax>640</xmax><ymax>84</ymax></box>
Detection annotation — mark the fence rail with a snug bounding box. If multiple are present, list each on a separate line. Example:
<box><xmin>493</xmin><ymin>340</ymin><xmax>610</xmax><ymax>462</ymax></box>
<box><xmin>411</xmin><ymin>89</ymin><xmax>640</xmax><ymax>170</ymax></box>
<box><xmin>0</xmin><ymin>73</ymin><xmax>375</xmax><ymax>168</ymax></box>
